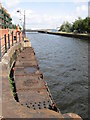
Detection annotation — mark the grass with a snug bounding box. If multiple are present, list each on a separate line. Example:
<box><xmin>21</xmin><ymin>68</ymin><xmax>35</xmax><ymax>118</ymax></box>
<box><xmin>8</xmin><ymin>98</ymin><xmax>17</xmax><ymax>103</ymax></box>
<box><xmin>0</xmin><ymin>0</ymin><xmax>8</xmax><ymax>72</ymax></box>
<box><xmin>8</xmin><ymin>76</ymin><xmax>18</xmax><ymax>101</ymax></box>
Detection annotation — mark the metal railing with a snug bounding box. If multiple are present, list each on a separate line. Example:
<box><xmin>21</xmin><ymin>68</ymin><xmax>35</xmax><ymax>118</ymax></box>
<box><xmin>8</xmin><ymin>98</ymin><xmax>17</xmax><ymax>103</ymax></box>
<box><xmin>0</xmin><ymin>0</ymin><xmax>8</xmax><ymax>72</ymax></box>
<box><xmin>1</xmin><ymin>31</ymin><xmax>22</xmax><ymax>59</ymax></box>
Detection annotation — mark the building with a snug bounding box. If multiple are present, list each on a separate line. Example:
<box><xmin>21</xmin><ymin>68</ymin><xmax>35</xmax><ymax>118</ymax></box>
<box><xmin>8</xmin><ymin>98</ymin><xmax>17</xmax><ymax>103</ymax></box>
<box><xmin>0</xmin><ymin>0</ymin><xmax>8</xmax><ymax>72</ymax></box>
<box><xmin>0</xmin><ymin>3</ymin><xmax>12</xmax><ymax>29</ymax></box>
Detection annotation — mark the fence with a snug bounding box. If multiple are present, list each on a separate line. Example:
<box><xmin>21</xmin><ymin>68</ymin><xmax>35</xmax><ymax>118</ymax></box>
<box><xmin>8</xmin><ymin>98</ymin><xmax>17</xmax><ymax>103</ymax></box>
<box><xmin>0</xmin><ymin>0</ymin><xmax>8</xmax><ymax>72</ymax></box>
<box><xmin>1</xmin><ymin>31</ymin><xmax>22</xmax><ymax>59</ymax></box>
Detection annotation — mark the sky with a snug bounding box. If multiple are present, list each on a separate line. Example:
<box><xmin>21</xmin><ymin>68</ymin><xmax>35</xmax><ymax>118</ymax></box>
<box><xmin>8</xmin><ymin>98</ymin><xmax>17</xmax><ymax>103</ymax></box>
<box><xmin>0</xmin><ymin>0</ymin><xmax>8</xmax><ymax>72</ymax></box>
<box><xmin>0</xmin><ymin>0</ymin><xmax>89</xmax><ymax>29</ymax></box>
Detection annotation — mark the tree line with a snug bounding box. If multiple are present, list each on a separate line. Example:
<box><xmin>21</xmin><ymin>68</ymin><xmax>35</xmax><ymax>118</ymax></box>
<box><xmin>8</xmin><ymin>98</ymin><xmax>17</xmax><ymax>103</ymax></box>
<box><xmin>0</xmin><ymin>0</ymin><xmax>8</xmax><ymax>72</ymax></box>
<box><xmin>59</xmin><ymin>17</ymin><xmax>90</xmax><ymax>34</ymax></box>
<box><xmin>12</xmin><ymin>24</ymin><xmax>21</xmax><ymax>30</ymax></box>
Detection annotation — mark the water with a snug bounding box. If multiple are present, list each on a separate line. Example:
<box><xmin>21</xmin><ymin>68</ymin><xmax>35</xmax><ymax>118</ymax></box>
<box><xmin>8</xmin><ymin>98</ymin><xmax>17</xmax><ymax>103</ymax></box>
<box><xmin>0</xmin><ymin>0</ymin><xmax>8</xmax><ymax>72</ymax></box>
<box><xmin>26</xmin><ymin>32</ymin><xmax>88</xmax><ymax>119</ymax></box>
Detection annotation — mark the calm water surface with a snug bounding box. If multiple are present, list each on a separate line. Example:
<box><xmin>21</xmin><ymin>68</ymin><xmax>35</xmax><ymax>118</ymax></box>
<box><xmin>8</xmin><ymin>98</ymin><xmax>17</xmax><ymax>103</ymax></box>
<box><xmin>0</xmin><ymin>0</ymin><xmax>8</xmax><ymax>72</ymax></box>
<box><xmin>27</xmin><ymin>32</ymin><xmax>88</xmax><ymax>119</ymax></box>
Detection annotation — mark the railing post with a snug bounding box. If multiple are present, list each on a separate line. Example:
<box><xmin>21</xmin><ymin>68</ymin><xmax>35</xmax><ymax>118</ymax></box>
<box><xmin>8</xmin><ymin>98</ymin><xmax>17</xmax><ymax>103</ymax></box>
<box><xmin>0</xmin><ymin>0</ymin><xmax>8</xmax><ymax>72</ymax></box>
<box><xmin>4</xmin><ymin>34</ymin><xmax>7</xmax><ymax>53</ymax></box>
<box><xmin>16</xmin><ymin>32</ymin><xmax>17</xmax><ymax>43</ymax></box>
<box><xmin>19</xmin><ymin>32</ymin><xmax>20</xmax><ymax>42</ymax></box>
<box><xmin>8</xmin><ymin>34</ymin><xmax>10</xmax><ymax>49</ymax></box>
<box><xmin>12</xmin><ymin>31</ymin><xmax>13</xmax><ymax>46</ymax></box>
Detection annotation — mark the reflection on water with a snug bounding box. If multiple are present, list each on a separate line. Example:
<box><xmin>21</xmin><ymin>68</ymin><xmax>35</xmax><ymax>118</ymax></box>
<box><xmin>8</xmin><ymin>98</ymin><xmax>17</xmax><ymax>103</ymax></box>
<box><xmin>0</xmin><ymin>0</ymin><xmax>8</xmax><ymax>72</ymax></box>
<box><xmin>27</xmin><ymin>32</ymin><xmax>88</xmax><ymax>119</ymax></box>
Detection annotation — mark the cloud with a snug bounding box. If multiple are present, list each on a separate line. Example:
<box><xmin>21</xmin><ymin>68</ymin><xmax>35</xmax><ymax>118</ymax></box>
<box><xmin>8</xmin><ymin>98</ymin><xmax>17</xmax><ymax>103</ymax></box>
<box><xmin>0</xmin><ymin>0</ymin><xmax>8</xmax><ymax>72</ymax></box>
<box><xmin>1</xmin><ymin>0</ymin><xmax>20</xmax><ymax>8</ymax></box>
<box><xmin>76</xmin><ymin>5</ymin><xmax>88</xmax><ymax>16</ymax></box>
<box><xmin>0</xmin><ymin>0</ymin><xmax>88</xmax><ymax>29</ymax></box>
<box><xmin>73</xmin><ymin>0</ymin><xmax>88</xmax><ymax>3</ymax></box>
<box><xmin>1</xmin><ymin>0</ymin><xmax>89</xmax><ymax>5</ymax></box>
<box><xmin>7</xmin><ymin>6</ymin><xmax>76</xmax><ymax>29</ymax></box>
<box><xmin>25</xmin><ymin>12</ymin><xmax>76</xmax><ymax>29</ymax></box>
<box><xmin>76</xmin><ymin>5</ymin><xmax>87</xmax><ymax>12</ymax></box>
<box><xmin>9</xmin><ymin>8</ymin><xmax>34</xmax><ymax>27</ymax></box>
<box><xmin>88</xmin><ymin>1</ymin><xmax>90</xmax><ymax>17</ymax></box>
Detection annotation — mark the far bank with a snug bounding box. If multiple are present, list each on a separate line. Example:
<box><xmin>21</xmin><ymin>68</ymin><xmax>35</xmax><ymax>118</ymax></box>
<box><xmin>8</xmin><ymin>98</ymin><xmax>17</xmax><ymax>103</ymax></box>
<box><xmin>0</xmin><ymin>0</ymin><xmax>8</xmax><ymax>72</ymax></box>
<box><xmin>38</xmin><ymin>31</ymin><xmax>90</xmax><ymax>40</ymax></box>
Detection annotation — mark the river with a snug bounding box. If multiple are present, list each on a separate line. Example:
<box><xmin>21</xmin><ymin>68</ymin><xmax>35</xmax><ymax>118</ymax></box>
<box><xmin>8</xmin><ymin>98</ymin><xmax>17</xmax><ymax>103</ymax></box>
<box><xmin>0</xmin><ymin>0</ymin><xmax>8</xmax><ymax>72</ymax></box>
<box><xmin>26</xmin><ymin>32</ymin><xmax>88</xmax><ymax>119</ymax></box>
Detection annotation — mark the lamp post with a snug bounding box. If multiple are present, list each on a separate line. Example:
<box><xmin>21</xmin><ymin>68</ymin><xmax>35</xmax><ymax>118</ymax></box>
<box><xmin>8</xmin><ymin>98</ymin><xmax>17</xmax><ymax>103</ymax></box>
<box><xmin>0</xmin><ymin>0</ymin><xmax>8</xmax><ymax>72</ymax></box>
<box><xmin>17</xmin><ymin>10</ymin><xmax>26</xmax><ymax>37</ymax></box>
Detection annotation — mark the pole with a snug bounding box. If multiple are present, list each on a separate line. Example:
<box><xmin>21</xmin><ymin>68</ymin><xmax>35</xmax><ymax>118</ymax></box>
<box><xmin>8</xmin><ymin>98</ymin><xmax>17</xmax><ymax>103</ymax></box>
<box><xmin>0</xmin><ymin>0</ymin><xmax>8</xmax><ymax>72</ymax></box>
<box><xmin>17</xmin><ymin>10</ymin><xmax>25</xmax><ymax>39</ymax></box>
<box><xmin>23</xmin><ymin>10</ymin><xmax>25</xmax><ymax>37</ymax></box>
<box><xmin>19</xmin><ymin>32</ymin><xmax>20</xmax><ymax>42</ymax></box>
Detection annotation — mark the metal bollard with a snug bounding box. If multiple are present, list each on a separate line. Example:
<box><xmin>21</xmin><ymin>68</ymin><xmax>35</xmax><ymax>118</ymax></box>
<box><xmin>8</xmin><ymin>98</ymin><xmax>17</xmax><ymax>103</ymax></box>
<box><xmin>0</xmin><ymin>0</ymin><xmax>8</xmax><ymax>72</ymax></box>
<box><xmin>4</xmin><ymin>34</ymin><xmax>7</xmax><ymax>53</ymax></box>
<box><xmin>8</xmin><ymin>34</ymin><xmax>10</xmax><ymax>49</ymax></box>
<box><xmin>12</xmin><ymin>31</ymin><xmax>13</xmax><ymax>46</ymax></box>
<box><xmin>16</xmin><ymin>32</ymin><xmax>17</xmax><ymax>43</ymax></box>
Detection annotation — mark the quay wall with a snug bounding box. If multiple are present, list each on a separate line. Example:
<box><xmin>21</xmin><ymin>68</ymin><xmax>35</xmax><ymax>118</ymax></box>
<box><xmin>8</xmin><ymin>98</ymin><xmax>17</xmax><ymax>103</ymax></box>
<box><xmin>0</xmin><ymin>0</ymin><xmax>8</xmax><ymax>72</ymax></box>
<box><xmin>1</xmin><ymin>39</ymin><xmax>64</xmax><ymax>118</ymax></box>
<box><xmin>38</xmin><ymin>31</ymin><xmax>90</xmax><ymax>40</ymax></box>
<box><xmin>1</xmin><ymin>37</ymin><xmax>83</xmax><ymax>119</ymax></box>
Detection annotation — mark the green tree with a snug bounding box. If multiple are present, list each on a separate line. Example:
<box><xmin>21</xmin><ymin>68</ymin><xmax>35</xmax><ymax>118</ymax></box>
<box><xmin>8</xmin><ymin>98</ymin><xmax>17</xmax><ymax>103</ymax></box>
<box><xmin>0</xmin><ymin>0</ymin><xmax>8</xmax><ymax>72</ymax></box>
<box><xmin>59</xmin><ymin>21</ymin><xmax>72</xmax><ymax>32</ymax></box>
<box><xmin>58</xmin><ymin>17</ymin><xmax>90</xmax><ymax>33</ymax></box>
<box><xmin>12</xmin><ymin>24</ymin><xmax>17</xmax><ymax>29</ymax></box>
<box><xmin>72</xmin><ymin>17</ymin><xmax>90</xmax><ymax>33</ymax></box>
<box><xmin>72</xmin><ymin>17</ymin><xmax>83</xmax><ymax>33</ymax></box>
<box><xmin>84</xmin><ymin>17</ymin><xmax>90</xmax><ymax>33</ymax></box>
<box><xmin>12</xmin><ymin>24</ymin><xmax>22</xmax><ymax>30</ymax></box>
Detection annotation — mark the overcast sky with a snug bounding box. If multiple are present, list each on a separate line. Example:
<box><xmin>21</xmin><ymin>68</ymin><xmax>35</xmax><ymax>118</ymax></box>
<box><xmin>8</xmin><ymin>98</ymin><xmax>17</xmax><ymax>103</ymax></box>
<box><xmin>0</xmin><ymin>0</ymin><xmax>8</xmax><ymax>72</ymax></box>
<box><xmin>1</xmin><ymin>0</ymin><xmax>89</xmax><ymax>29</ymax></box>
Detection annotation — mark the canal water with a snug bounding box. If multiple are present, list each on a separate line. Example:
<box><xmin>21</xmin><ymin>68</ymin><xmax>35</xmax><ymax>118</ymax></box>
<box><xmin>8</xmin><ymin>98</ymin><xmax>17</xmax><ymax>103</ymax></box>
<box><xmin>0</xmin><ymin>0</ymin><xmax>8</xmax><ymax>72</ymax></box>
<box><xmin>26</xmin><ymin>32</ymin><xmax>88</xmax><ymax>119</ymax></box>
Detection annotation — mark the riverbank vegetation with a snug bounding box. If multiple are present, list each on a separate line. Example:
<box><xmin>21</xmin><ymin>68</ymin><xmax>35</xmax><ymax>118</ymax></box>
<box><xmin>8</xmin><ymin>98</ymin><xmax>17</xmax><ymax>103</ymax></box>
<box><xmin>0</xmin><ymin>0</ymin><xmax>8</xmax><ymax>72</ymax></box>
<box><xmin>59</xmin><ymin>17</ymin><xmax>90</xmax><ymax>34</ymax></box>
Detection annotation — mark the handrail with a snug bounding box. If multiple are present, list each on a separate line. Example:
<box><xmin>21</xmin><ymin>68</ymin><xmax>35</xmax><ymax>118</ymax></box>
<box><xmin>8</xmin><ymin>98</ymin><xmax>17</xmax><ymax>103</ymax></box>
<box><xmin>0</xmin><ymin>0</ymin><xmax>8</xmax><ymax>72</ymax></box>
<box><xmin>1</xmin><ymin>31</ymin><xmax>22</xmax><ymax>59</ymax></box>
